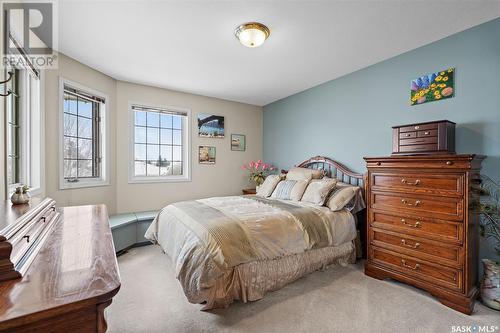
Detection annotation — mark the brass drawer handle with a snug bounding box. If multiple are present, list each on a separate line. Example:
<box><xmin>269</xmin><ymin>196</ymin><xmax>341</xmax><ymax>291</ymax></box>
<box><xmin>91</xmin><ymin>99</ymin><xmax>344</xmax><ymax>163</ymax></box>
<box><xmin>424</xmin><ymin>131</ymin><xmax>430</xmax><ymax>135</ymax></box>
<box><xmin>401</xmin><ymin>199</ymin><xmax>421</xmax><ymax>207</ymax></box>
<box><xmin>401</xmin><ymin>239</ymin><xmax>420</xmax><ymax>249</ymax></box>
<box><xmin>446</xmin><ymin>161</ymin><xmax>453</xmax><ymax>166</ymax></box>
<box><xmin>405</xmin><ymin>133</ymin><xmax>411</xmax><ymax>137</ymax></box>
<box><xmin>401</xmin><ymin>259</ymin><xmax>420</xmax><ymax>270</ymax></box>
<box><xmin>414</xmin><ymin>126</ymin><xmax>420</xmax><ymax>130</ymax></box>
<box><xmin>401</xmin><ymin>178</ymin><xmax>420</xmax><ymax>186</ymax></box>
<box><xmin>401</xmin><ymin>219</ymin><xmax>421</xmax><ymax>228</ymax></box>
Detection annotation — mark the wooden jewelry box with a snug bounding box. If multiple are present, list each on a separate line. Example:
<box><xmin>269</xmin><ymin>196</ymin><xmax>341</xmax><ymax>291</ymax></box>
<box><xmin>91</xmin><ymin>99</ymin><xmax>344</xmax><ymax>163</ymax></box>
<box><xmin>392</xmin><ymin>120</ymin><xmax>455</xmax><ymax>155</ymax></box>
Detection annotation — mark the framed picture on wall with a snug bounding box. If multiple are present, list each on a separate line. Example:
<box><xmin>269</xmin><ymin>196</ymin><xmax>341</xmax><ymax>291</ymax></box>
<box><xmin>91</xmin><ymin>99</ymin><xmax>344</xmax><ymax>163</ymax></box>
<box><xmin>198</xmin><ymin>113</ymin><xmax>225</xmax><ymax>138</ymax></box>
<box><xmin>231</xmin><ymin>134</ymin><xmax>246</xmax><ymax>151</ymax></box>
<box><xmin>198</xmin><ymin>146</ymin><xmax>216</xmax><ymax>164</ymax></box>
<box><xmin>411</xmin><ymin>68</ymin><xmax>455</xmax><ymax>106</ymax></box>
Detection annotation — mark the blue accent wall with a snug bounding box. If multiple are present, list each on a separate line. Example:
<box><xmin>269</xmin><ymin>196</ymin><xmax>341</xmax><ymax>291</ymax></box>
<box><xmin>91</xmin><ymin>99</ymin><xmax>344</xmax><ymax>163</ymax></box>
<box><xmin>263</xmin><ymin>18</ymin><xmax>500</xmax><ymax>181</ymax></box>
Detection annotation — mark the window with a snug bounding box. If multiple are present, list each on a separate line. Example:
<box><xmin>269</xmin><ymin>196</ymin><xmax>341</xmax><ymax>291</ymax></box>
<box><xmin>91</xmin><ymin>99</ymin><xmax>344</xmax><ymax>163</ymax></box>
<box><xmin>129</xmin><ymin>104</ymin><xmax>190</xmax><ymax>183</ymax></box>
<box><xmin>60</xmin><ymin>79</ymin><xmax>108</xmax><ymax>189</ymax></box>
<box><xmin>5</xmin><ymin>67</ymin><xmax>43</xmax><ymax>196</ymax></box>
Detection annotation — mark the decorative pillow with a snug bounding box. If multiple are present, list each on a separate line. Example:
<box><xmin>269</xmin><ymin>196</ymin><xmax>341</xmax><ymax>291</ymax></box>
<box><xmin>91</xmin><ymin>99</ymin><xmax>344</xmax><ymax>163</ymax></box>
<box><xmin>301</xmin><ymin>178</ymin><xmax>338</xmax><ymax>205</ymax></box>
<box><xmin>271</xmin><ymin>179</ymin><xmax>309</xmax><ymax>201</ymax></box>
<box><xmin>286</xmin><ymin>167</ymin><xmax>323</xmax><ymax>181</ymax></box>
<box><xmin>256</xmin><ymin>174</ymin><xmax>281</xmax><ymax>198</ymax></box>
<box><xmin>326</xmin><ymin>184</ymin><xmax>358</xmax><ymax>211</ymax></box>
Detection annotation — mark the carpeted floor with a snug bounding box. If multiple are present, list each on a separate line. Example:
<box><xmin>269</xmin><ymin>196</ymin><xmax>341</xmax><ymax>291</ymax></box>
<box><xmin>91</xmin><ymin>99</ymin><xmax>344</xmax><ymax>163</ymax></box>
<box><xmin>107</xmin><ymin>245</ymin><xmax>499</xmax><ymax>333</ymax></box>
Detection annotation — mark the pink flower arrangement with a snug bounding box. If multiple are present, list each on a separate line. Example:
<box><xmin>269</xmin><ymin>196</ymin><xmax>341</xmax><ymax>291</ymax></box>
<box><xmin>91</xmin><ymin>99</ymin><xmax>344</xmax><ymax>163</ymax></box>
<box><xmin>242</xmin><ymin>160</ymin><xmax>276</xmax><ymax>186</ymax></box>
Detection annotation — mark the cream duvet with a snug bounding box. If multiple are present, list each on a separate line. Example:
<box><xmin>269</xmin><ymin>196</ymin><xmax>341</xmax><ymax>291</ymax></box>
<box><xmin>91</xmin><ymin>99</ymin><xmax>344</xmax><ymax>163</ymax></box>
<box><xmin>145</xmin><ymin>195</ymin><xmax>357</xmax><ymax>309</ymax></box>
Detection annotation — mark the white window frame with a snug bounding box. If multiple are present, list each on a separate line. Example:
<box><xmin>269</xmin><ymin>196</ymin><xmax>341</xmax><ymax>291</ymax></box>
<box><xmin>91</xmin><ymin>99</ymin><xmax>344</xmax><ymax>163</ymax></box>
<box><xmin>58</xmin><ymin>77</ymin><xmax>109</xmax><ymax>189</ymax></box>
<box><xmin>128</xmin><ymin>101</ymin><xmax>191</xmax><ymax>184</ymax></box>
<box><xmin>4</xmin><ymin>68</ymin><xmax>45</xmax><ymax>198</ymax></box>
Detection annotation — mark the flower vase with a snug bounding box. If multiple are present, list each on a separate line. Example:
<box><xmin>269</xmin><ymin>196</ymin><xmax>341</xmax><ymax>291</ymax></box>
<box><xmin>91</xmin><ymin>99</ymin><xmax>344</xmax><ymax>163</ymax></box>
<box><xmin>10</xmin><ymin>187</ymin><xmax>30</xmax><ymax>205</ymax></box>
<box><xmin>481</xmin><ymin>259</ymin><xmax>500</xmax><ymax>311</ymax></box>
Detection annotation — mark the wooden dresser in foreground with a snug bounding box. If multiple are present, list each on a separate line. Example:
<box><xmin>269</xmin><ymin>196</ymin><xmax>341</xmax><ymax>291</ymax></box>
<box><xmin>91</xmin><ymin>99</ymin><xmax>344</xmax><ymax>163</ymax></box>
<box><xmin>0</xmin><ymin>202</ymin><xmax>120</xmax><ymax>332</ymax></box>
<box><xmin>364</xmin><ymin>154</ymin><xmax>484</xmax><ymax>314</ymax></box>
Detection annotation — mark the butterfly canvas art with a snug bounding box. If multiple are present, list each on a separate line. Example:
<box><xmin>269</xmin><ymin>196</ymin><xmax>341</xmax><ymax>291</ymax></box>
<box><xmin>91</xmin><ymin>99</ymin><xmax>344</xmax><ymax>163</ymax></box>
<box><xmin>411</xmin><ymin>68</ymin><xmax>455</xmax><ymax>106</ymax></box>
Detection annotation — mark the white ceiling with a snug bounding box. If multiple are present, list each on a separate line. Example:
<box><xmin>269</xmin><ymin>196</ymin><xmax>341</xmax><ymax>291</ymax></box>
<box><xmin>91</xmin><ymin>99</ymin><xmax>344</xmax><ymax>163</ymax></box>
<box><xmin>59</xmin><ymin>0</ymin><xmax>500</xmax><ymax>106</ymax></box>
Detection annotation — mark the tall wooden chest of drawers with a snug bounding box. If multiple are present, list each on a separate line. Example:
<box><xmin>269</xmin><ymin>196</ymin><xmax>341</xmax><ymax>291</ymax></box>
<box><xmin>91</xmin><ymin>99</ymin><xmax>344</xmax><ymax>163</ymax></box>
<box><xmin>364</xmin><ymin>154</ymin><xmax>484</xmax><ymax>314</ymax></box>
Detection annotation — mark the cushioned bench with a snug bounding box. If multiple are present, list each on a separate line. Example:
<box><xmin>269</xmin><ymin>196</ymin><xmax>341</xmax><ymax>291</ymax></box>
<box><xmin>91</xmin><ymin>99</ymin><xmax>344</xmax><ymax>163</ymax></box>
<box><xmin>109</xmin><ymin>210</ymin><xmax>157</xmax><ymax>253</ymax></box>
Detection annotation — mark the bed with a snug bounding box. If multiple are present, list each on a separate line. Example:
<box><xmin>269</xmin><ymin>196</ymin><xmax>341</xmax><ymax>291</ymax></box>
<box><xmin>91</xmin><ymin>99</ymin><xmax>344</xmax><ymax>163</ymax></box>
<box><xmin>145</xmin><ymin>156</ymin><xmax>365</xmax><ymax>310</ymax></box>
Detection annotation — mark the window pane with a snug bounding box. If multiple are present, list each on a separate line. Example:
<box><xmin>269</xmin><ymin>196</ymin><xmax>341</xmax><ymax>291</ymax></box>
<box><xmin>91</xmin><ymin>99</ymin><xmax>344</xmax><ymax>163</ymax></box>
<box><xmin>172</xmin><ymin>115</ymin><xmax>182</xmax><ymax>129</ymax></box>
<box><xmin>160</xmin><ymin>145</ymin><xmax>172</xmax><ymax>161</ymax></box>
<box><xmin>135</xmin><ymin>111</ymin><xmax>147</xmax><ymax>126</ymax></box>
<box><xmin>78</xmin><ymin>138</ymin><xmax>93</xmax><ymax>159</ymax></box>
<box><xmin>160</xmin><ymin>114</ymin><xmax>172</xmax><ymax>128</ymax></box>
<box><xmin>173</xmin><ymin>146</ymin><xmax>181</xmax><ymax>161</ymax></box>
<box><xmin>147</xmin><ymin>112</ymin><xmax>159</xmax><ymax>127</ymax></box>
<box><xmin>160</xmin><ymin>164</ymin><xmax>172</xmax><ymax>176</ymax></box>
<box><xmin>6</xmin><ymin>156</ymin><xmax>13</xmax><ymax>184</ymax></box>
<box><xmin>134</xmin><ymin>161</ymin><xmax>146</xmax><ymax>176</ymax></box>
<box><xmin>135</xmin><ymin>144</ymin><xmax>146</xmax><ymax>160</ymax></box>
<box><xmin>146</xmin><ymin>161</ymin><xmax>159</xmax><ymax>176</ymax></box>
<box><xmin>64</xmin><ymin>160</ymin><xmax>77</xmax><ymax>178</ymax></box>
<box><xmin>78</xmin><ymin>116</ymin><xmax>93</xmax><ymax>139</ymax></box>
<box><xmin>64</xmin><ymin>113</ymin><xmax>77</xmax><ymax>136</ymax></box>
<box><xmin>172</xmin><ymin>162</ymin><xmax>182</xmax><ymax>175</ymax></box>
<box><xmin>146</xmin><ymin>144</ymin><xmax>159</xmax><ymax>160</ymax></box>
<box><xmin>160</xmin><ymin>129</ymin><xmax>172</xmax><ymax>144</ymax></box>
<box><xmin>147</xmin><ymin>127</ymin><xmax>159</xmax><ymax>144</ymax></box>
<box><xmin>78</xmin><ymin>160</ymin><xmax>93</xmax><ymax>177</ymax></box>
<box><xmin>78</xmin><ymin>98</ymin><xmax>93</xmax><ymax>118</ymax></box>
<box><xmin>172</xmin><ymin>130</ymin><xmax>181</xmax><ymax>145</ymax></box>
<box><xmin>64</xmin><ymin>137</ymin><xmax>78</xmax><ymax>158</ymax></box>
<box><xmin>135</xmin><ymin>126</ymin><xmax>146</xmax><ymax>143</ymax></box>
<box><xmin>64</xmin><ymin>94</ymin><xmax>77</xmax><ymax>115</ymax></box>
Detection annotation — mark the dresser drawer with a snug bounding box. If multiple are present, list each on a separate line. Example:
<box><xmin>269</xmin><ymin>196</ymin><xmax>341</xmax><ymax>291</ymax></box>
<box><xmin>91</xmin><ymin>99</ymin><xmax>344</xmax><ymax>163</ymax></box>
<box><xmin>399</xmin><ymin>123</ymin><xmax>438</xmax><ymax>133</ymax></box>
<box><xmin>417</xmin><ymin>129</ymin><xmax>438</xmax><ymax>137</ymax></box>
<box><xmin>371</xmin><ymin>229</ymin><xmax>460</xmax><ymax>266</ymax></box>
<box><xmin>371</xmin><ymin>192</ymin><xmax>463</xmax><ymax>221</ymax></box>
<box><xmin>399</xmin><ymin>132</ymin><xmax>416</xmax><ymax>139</ymax></box>
<box><xmin>399</xmin><ymin>144</ymin><xmax>438</xmax><ymax>153</ymax></box>
<box><xmin>371</xmin><ymin>172</ymin><xmax>463</xmax><ymax>196</ymax></box>
<box><xmin>370</xmin><ymin>211</ymin><xmax>462</xmax><ymax>243</ymax></box>
<box><xmin>370</xmin><ymin>247</ymin><xmax>462</xmax><ymax>291</ymax></box>
<box><xmin>400</xmin><ymin>137</ymin><xmax>437</xmax><ymax>146</ymax></box>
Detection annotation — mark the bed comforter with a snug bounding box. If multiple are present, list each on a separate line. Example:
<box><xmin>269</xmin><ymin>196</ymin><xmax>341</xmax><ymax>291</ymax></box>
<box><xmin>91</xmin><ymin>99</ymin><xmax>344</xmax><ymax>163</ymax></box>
<box><xmin>145</xmin><ymin>195</ymin><xmax>357</xmax><ymax>308</ymax></box>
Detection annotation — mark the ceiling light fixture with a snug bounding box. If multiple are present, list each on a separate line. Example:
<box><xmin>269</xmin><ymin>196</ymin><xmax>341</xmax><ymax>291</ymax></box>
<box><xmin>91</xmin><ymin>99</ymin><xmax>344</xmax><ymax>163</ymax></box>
<box><xmin>235</xmin><ymin>22</ymin><xmax>270</xmax><ymax>48</ymax></box>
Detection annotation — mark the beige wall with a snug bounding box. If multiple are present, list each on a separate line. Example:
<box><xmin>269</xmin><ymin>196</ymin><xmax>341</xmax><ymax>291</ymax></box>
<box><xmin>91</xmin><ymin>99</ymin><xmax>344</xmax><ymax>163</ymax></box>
<box><xmin>39</xmin><ymin>54</ymin><xmax>262</xmax><ymax>214</ymax></box>
<box><xmin>115</xmin><ymin>81</ymin><xmax>262</xmax><ymax>213</ymax></box>
<box><xmin>44</xmin><ymin>54</ymin><xmax>117</xmax><ymax>212</ymax></box>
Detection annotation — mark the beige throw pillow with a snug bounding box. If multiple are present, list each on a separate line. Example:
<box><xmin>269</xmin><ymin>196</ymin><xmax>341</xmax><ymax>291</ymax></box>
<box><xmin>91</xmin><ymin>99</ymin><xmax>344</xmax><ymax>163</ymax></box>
<box><xmin>271</xmin><ymin>179</ymin><xmax>309</xmax><ymax>201</ymax></box>
<box><xmin>256</xmin><ymin>174</ymin><xmax>281</xmax><ymax>198</ymax></box>
<box><xmin>301</xmin><ymin>178</ymin><xmax>338</xmax><ymax>205</ymax></box>
<box><xmin>326</xmin><ymin>184</ymin><xmax>358</xmax><ymax>211</ymax></box>
<box><xmin>286</xmin><ymin>167</ymin><xmax>323</xmax><ymax>181</ymax></box>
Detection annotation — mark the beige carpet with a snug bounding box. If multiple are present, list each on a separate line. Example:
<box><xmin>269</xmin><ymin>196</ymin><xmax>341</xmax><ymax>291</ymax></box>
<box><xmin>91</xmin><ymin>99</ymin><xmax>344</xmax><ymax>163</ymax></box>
<box><xmin>107</xmin><ymin>245</ymin><xmax>499</xmax><ymax>333</ymax></box>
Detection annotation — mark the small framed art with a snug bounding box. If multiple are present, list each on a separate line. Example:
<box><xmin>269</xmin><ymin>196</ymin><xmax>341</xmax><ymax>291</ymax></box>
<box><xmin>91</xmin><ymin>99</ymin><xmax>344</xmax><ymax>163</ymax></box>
<box><xmin>231</xmin><ymin>134</ymin><xmax>246</xmax><ymax>151</ymax></box>
<box><xmin>198</xmin><ymin>146</ymin><xmax>216</xmax><ymax>164</ymax></box>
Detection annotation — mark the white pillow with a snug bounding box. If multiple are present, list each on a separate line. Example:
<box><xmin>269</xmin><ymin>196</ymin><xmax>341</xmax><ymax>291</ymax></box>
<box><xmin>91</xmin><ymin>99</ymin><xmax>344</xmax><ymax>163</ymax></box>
<box><xmin>301</xmin><ymin>178</ymin><xmax>338</xmax><ymax>205</ymax></box>
<box><xmin>286</xmin><ymin>167</ymin><xmax>323</xmax><ymax>181</ymax></box>
<box><xmin>271</xmin><ymin>179</ymin><xmax>309</xmax><ymax>201</ymax></box>
<box><xmin>326</xmin><ymin>185</ymin><xmax>358</xmax><ymax>211</ymax></box>
<box><xmin>256</xmin><ymin>174</ymin><xmax>281</xmax><ymax>198</ymax></box>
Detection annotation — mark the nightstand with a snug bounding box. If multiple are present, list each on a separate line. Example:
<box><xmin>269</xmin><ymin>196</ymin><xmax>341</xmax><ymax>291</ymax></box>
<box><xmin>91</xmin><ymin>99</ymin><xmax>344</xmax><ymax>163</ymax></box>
<box><xmin>242</xmin><ymin>188</ymin><xmax>256</xmax><ymax>195</ymax></box>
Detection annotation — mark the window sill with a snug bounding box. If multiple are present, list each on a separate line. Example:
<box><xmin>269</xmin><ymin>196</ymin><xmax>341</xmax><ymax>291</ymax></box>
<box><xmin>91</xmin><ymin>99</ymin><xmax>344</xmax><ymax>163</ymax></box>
<box><xmin>128</xmin><ymin>175</ymin><xmax>191</xmax><ymax>184</ymax></box>
<box><xmin>59</xmin><ymin>179</ymin><xmax>109</xmax><ymax>190</ymax></box>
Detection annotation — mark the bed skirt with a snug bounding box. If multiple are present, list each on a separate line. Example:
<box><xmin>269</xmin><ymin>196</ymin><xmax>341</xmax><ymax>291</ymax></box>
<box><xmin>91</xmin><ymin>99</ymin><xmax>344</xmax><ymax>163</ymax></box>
<box><xmin>184</xmin><ymin>240</ymin><xmax>356</xmax><ymax>310</ymax></box>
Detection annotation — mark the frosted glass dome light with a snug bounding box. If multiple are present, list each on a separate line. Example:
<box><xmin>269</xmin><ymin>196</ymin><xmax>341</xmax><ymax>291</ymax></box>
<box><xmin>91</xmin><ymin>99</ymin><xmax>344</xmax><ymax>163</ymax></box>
<box><xmin>235</xmin><ymin>22</ymin><xmax>270</xmax><ymax>48</ymax></box>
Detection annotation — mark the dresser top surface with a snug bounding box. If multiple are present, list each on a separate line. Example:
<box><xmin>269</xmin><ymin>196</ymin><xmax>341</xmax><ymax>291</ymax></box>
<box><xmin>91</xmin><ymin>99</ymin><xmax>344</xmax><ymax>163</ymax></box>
<box><xmin>0</xmin><ymin>197</ymin><xmax>45</xmax><ymax>237</ymax></box>
<box><xmin>0</xmin><ymin>204</ymin><xmax>120</xmax><ymax>326</ymax></box>
<box><xmin>364</xmin><ymin>154</ymin><xmax>485</xmax><ymax>161</ymax></box>
<box><xmin>391</xmin><ymin>120</ymin><xmax>456</xmax><ymax>128</ymax></box>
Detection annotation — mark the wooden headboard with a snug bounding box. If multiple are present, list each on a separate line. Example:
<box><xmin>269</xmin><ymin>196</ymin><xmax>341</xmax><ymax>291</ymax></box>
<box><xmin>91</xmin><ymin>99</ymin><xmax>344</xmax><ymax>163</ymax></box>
<box><xmin>296</xmin><ymin>155</ymin><xmax>364</xmax><ymax>188</ymax></box>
